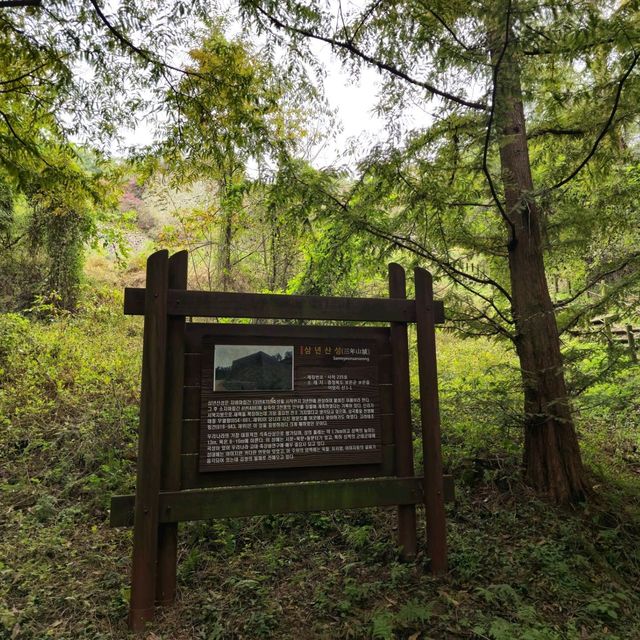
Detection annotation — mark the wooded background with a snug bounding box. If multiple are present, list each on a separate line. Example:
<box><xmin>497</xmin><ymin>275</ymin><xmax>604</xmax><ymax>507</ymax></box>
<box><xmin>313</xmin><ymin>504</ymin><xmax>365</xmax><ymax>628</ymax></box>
<box><xmin>1</xmin><ymin>1</ymin><xmax>639</xmax><ymax>638</ymax></box>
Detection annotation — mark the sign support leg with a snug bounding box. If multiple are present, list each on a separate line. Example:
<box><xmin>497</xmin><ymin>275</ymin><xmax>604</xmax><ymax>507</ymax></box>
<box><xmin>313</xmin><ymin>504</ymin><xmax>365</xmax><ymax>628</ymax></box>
<box><xmin>156</xmin><ymin>251</ymin><xmax>188</xmax><ymax>606</ymax></box>
<box><xmin>388</xmin><ymin>264</ymin><xmax>418</xmax><ymax>561</ymax></box>
<box><xmin>129</xmin><ymin>250</ymin><xmax>169</xmax><ymax>631</ymax></box>
<box><xmin>414</xmin><ymin>267</ymin><xmax>448</xmax><ymax>573</ymax></box>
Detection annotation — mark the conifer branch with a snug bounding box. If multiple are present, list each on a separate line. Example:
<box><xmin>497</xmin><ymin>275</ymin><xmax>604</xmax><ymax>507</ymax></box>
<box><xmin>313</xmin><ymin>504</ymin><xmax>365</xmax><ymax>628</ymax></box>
<box><xmin>87</xmin><ymin>0</ymin><xmax>204</xmax><ymax>80</ymax></box>
<box><xmin>547</xmin><ymin>52</ymin><xmax>639</xmax><ymax>192</ymax></box>
<box><xmin>287</xmin><ymin>168</ymin><xmax>514</xmax><ymax>310</ymax></box>
<box><xmin>0</xmin><ymin>108</ymin><xmax>53</xmax><ymax>167</ymax></box>
<box><xmin>254</xmin><ymin>5</ymin><xmax>488</xmax><ymax>111</ymax></box>
<box><xmin>554</xmin><ymin>251</ymin><xmax>640</xmax><ymax>309</ymax></box>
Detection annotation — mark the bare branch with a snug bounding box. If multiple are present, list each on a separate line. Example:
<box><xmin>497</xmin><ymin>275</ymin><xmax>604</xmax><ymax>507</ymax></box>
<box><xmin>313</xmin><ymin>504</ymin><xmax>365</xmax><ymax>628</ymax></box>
<box><xmin>289</xmin><ymin>164</ymin><xmax>515</xmax><ymax>316</ymax></box>
<box><xmin>359</xmin><ymin>219</ymin><xmax>515</xmax><ymax>325</ymax></box>
<box><xmin>254</xmin><ymin>5</ymin><xmax>488</xmax><ymax>111</ymax></box>
<box><xmin>569</xmin><ymin>350</ymin><xmax>625</xmax><ymax>398</ymax></box>
<box><xmin>447</xmin><ymin>308</ymin><xmax>515</xmax><ymax>340</ymax></box>
<box><xmin>447</xmin><ymin>200</ymin><xmax>496</xmax><ymax>208</ymax></box>
<box><xmin>0</xmin><ymin>61</ymin><xmax>52</xmax><ymax>85</ymax></box>
<box><xmin>0</xmin><ymin>215</ymin><xmax>47</xmax><ymax>254</ymax></box>
<box><xmin>559</xmin><ymin>276</ymin><xmax>638</xmax><ymax>335</ymax></box>
<box><xmin>554</xmin><ymin>250</ymin><xmax>640</xmax><ymax>309</ymax></box>
<box><xmin>87</xmin><ymin>0</ymin><xmax>204</xmax><ymax>80</ymax></box>
<box><xmin>415</xmin><ymin>1</ymin><xmax>476</xmax><ymax>54</ymax></box>
<box><xmin>349</xmin><ymin>0</ymin><xmax>384</xmax><ymax>43</ymax></box>
<box><xmin>0</xmin><ymin>0</ymin><xmax>40</xmax><ymax>7</ymax></box>
<box><xmin>0</xmin><ymin>108</ymin><xmax>53</xmax><ymax>167</ymax></box>
<box><xmin>527</xmin><ymin>127</ymin><xmax>586</xmax><ymax>139</ymax></box>
<box><xmin>523</xmin><ymin>37</ymin><xmax>617</xmax><ymax>57</ymax></box>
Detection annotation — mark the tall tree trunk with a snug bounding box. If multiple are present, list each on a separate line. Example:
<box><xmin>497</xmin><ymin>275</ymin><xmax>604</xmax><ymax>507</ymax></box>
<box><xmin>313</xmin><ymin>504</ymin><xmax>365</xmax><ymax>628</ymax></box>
<box><xmin>492</xmin><ymin>16</ymin><xmax>590</xmax><ymax>503</ymax></box>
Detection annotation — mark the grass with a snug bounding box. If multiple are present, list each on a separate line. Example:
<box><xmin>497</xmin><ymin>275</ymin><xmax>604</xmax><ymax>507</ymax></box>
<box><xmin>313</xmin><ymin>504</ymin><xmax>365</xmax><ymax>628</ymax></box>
<box><xmin>1</xmin><ymin>283</ymin><xmax>639</xmax><ymax>639</ymax></box>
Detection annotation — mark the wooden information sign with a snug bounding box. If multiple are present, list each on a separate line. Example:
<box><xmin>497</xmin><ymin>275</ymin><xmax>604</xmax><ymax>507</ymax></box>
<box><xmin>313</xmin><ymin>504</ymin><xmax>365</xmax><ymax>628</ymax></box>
<box><xmin>110</xmin><ymin>250</ymin><xmax>453</xmax><ymax>632</ymax></box>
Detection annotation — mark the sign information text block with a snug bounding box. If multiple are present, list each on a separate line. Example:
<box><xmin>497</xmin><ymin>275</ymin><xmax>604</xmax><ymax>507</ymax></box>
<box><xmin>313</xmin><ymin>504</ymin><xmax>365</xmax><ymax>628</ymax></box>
<box><xmin>199</xmin><ymin>338</ymin><xmax>382</xmax><ymax>471</ymax></box>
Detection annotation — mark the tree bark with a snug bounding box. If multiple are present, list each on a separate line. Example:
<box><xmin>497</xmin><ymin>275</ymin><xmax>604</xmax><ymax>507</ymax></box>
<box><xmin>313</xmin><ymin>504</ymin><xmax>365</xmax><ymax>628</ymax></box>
<box><xmin>218</xmin><ymin>205</ymin><xmax>233</xmax><ymax>292</ymax></box>
<box><xmin>218</xmin><ymin>173</ymin><xmax>235</xmax><ymax>293</ymax></box>
<box><xmin>492</xmin><ymin>15</ymin><xmax>590</xmax><ymax>503</ymax></box>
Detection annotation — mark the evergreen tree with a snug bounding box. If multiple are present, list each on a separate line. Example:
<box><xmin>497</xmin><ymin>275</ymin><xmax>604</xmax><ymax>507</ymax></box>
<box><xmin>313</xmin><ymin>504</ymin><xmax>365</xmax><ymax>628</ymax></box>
<box><xmin>238</xmin><ymin>0</ymin><xmax>640</xmax><ymax>503</ymax></box>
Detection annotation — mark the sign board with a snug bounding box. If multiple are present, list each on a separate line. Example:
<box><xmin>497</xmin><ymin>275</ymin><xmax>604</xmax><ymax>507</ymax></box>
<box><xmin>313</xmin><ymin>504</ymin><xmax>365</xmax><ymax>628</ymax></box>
<box><xmin>109</xmin><ymin>249</ymin><xmax>451</xmax><ymax>632</ymax></box>
<box><xmin>200</xmin><ymin>337</ymin><xmax>382</xmax><ymax>471</ymax></box>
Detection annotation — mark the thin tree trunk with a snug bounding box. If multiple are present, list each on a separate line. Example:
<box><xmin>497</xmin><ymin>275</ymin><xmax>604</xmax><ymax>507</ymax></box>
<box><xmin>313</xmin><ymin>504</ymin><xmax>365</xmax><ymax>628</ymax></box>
<box><xmin>492</xmin><ymin>13</ymin><xmax>590</xmax><ymax>503</ymax></box>
<box><xmin>269</xmin><ymin>213</ymin><xmax>280</xmax><ymax>291</ymax></box>
<box><xmin>218</xmin><ymin>173</ymin><xmax>234</xmax><ymax>293</ymax></box>
<box><xmin>218</xmin><ymin>206</ymin><xmax>233</xmax><ymax>292</ymax></box>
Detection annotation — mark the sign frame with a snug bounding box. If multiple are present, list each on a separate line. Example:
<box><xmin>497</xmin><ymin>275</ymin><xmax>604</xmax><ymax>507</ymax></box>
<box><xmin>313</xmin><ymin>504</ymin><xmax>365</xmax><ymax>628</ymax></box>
<box><xmin>110</xmin><ymin>250</ymin><xmax>451</xmax><ymax>632</ymax></box>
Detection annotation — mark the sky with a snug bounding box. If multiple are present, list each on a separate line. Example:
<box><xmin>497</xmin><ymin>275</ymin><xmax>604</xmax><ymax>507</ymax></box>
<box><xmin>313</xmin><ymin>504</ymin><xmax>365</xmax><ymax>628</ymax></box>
<box><xmin>302</xmin><ymin>44</ymin><xmax>389</xmax><ymax>167</ymax></box>
<box><xmin>111</xmin><ymin>6</ymin><xmax>430</xmax><ymax>167</ymax></box>
<box><xmin>105</xmin><ymin>0</ymin><xmax>440</xmax><ymax>168</ymax></box>
<box><xmin>112</xmin><ymin>40</ymin><xmax>390</xmax><ymax>167</ymax></box>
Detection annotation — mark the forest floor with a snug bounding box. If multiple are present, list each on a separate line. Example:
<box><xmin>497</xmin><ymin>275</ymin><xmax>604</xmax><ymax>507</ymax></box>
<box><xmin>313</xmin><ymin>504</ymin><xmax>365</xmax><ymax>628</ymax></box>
<box><xmin>1</xmin><ymin>274</ymin><xmax>639</xmax><ymax>640</ymax></box>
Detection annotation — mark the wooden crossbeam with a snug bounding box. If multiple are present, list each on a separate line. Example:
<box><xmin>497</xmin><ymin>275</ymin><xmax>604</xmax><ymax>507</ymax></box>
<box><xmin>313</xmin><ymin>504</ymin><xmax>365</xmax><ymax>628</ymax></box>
<box><xmin>123</xmin><ymin>287</ymin><xmax>445</xmax><ymax>324</ymax></box>
<box><xmin>110</xmin><ymin>476</ymin><xmax>455</xmax><ymax>528</ymax></box>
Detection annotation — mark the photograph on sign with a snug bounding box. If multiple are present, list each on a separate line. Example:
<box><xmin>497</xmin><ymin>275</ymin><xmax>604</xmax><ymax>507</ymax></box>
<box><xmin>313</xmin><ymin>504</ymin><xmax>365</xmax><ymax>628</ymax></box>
<box><xmin>214</xmin><ymin>344</ymin><xmax>294</xmax><ymax>392</ymax></box>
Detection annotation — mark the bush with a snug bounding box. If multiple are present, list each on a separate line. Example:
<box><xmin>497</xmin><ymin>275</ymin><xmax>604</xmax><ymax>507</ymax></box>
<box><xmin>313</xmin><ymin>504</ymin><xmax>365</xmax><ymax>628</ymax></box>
<box><xmin>415</xmin><ymin>332</ymin><xmax>522</xmax><ymax>466</ymax></box>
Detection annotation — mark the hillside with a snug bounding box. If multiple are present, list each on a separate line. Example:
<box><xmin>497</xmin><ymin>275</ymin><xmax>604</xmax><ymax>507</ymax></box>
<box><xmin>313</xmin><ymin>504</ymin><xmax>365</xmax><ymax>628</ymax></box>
<box><xmin>1</xmin><ymin>264</ymin><xmax>639</xmax><ymax>640</ymax></box>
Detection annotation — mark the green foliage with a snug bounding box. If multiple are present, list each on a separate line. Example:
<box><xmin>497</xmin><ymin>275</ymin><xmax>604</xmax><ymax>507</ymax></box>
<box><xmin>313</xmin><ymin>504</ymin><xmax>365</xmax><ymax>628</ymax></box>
<box><xmin>429</xmin><ymin>333</ymin><xmax>522</xmax><ymax>464</ymax></box>
<box><xmin>0</xmin><ymin>301</ymin><xmax>142</xmax><ymax>638</ymax></box>
<box><xmin>144</xmin><ymin>24</ymin><xmax>330</xmax><ymax>293</ymax></box>
<box><xmin>0</xmin><ymin>0</ymin><xmax>208</xmax><ymax>177</ymax></box>
<box><xmin>156</xmin><ymin>24</ymin><xmax>315</xmax><ymax>177</ymax></box>
<box><xmin>1</xmin><ymin>0</ymin><xmax>640</xmax><ymax>635</ymax></box>
<box><xmin>0</xmin><ymin>153</ymin><xmax>121</xmax><ymax>312</ymax></box>
<box><xmin>237</xmin><ymin>0</ymin><xmax>640</xmax><ymax>351</ymax></box>
<box><xmin>0</xmin><ymin>287</ymin><xmax>140</xmax><ymax>495</ymax></box>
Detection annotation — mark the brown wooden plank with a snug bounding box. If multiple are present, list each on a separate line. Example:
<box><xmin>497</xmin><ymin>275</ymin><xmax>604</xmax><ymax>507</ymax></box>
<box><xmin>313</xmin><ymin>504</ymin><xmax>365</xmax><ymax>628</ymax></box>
<box><xmin>378</xmin><ymin>353</ymin><xmax>393</xmax><ymax>383</ymax></box>
<box><xmin>443</xmin><ymin>474</ymin><xmax>455</xmax><ymax>504</ymax></box>
<box><xmin>183</xmin><ymin>386</ymin><xmax>201</xmax><ymax>419</ymax></box>
<box><xmin>183</xmin><ymin>353</ymin><xmax>201</xmax><ymax>386</ymax></box>
<box><xmin>389</xmin><ymin>263</ymin><xmax>418</xmax><ymax>561</ymax></box>
<box><xmin>129</xmin><ymin>250</ymin><xmax>169</xmax><ymax>631</ymax></box>
<box><xmin>379</xmin><ymin>385</ymin><xmax>393</xmax><ymax>414</ymax></box>
<box><xmin>112</xmin><ymin>477</ymin><xmax>420</xmax><ymax>525</ymax></box>
<box><xmin>184</xmin><ymin>323</ymin><xmax>393</xmax><ymax>353</ymax></box>
<box><xmin>110</xmin><ymin>475</ymin><xmax>455</xmax><ymax>527</ymax></box>
<box><xmin>156</xmin><ymin>250</ymin><xmax>187</xmax><ymax>607</ymax></box>
<box><xmin>415</xmin><ymin>267</ymin><xmax>448</xmax><ymax>574</ymax></box>
<box><xmin>181</xmin><ymin>418</ymin><xmax>200</xmax><ymax>454</ymax></box>
<box><xmin>381</xmin><ymin>414</ymin><xmax>395</xmax><ymax>445</ymax></box>
<box><xmin>382</xmin><ymin>443</ymin><xmax>396</xmax><ymax>475</ymax></box>
<box><xmin>126</xmin><ymin>288</ymin><xmax>445</xmax><ymax>324</ymax></box>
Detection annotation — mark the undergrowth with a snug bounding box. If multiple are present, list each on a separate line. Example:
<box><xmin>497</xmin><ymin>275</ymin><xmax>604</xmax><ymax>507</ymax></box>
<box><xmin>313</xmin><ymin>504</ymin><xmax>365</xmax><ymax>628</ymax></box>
<box><xmin>1</xmin><ymin>286</ymin><xmax>639</xmax><ymax>639</ymax></box>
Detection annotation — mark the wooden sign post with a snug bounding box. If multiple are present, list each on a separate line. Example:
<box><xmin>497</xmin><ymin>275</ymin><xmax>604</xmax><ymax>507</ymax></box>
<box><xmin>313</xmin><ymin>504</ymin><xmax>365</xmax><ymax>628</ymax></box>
<box><xmin>110</xmin><ymin>249</ymin><xmax>452</xmax><ymax>632</ymax></box>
